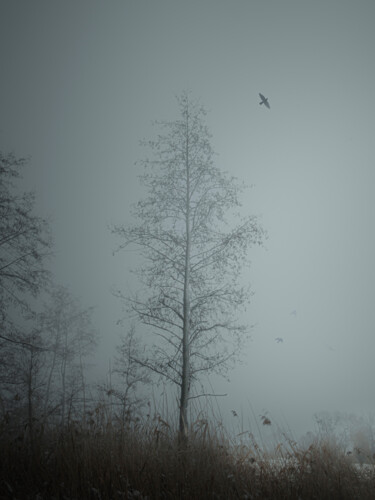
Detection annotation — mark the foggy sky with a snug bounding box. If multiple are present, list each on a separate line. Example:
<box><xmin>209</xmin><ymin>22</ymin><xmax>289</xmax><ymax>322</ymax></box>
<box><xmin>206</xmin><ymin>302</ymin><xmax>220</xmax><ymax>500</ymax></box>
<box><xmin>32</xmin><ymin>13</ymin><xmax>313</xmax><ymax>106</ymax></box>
<box><xmin>1</xmin><ymin>0</ymin><xmax>375</xmax><ymax>438</ymax></box>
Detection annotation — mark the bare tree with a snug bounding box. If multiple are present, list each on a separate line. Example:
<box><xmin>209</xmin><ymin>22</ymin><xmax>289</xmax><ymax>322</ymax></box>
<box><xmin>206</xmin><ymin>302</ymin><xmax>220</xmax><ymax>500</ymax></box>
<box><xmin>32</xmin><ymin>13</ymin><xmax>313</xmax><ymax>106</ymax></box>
<box><xmin>0</xmin><ymin>285</ymin><xmax>98</xmax><ymax>438</ymax></box>
<box><xmin>0</xmin><ymin>150</ymin><xmax>52</xmax><ymax>436</ymax></box>
<box><xmin>37</xmin><ymin>286</ymin><xmax>98</xmax><ymax>427</ymax></box>
<box><xmin>19</xmin><ymin>328</ymin><xmax>47</xmax><ymax>452</ymax></box>
<box><xmin>0</xmin><ymin>151</ymin><xmax>51</xmax><ymax>341</ymax></box>
<box><xmin>0</xmin><ymin>314</ymin><xmax>50</xmax><ymax>447</ymax></box>
<box><xmin>112</xmin><ymin>92</ymin><xmax>265</xmax><ymax>439</ymax></box>
<box><xmin>111</xmin><ymin>324</ymin><xmax>151</xmax><ymax>423</ymax></box>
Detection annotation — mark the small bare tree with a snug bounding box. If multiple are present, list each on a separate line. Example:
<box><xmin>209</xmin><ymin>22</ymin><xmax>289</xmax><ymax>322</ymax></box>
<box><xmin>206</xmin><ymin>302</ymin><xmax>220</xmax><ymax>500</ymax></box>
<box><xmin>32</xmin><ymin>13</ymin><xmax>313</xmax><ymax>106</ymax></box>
<box><xmin>38</xmin><ymin>285</ymin><xmax>98</xmax><ymax>427</ymax></box>
<box><xmin>109</xmin><ymin>324</ymin><xmax>151</xmax><ymax>424</ymax></box>
<box><xmin>112</xmin><ymin>92</ymin><xmax>265</xmax><ymax>440</ymax></box>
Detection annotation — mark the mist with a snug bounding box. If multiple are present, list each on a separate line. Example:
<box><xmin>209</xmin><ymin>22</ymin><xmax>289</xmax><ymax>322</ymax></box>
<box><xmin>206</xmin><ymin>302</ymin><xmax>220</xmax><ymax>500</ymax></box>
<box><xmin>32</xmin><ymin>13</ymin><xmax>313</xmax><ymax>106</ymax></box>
<box><xmin>1</xmin><ymin>0</ymin><xmax>375</xmax><ymax>454</ymax></box>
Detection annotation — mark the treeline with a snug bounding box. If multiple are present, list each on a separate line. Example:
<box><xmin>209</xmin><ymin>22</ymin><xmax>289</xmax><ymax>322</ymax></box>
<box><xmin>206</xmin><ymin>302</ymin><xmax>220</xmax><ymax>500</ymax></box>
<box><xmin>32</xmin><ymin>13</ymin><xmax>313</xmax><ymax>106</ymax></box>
<box><xmin>0</xmin><ymin>152</ymin><xmax>96</xmax><ymax>438</ymax></box>
<box><xmin>0</xmin><ymin>150</ymin><xmax>149</xmax><ymax>448</ymax></box>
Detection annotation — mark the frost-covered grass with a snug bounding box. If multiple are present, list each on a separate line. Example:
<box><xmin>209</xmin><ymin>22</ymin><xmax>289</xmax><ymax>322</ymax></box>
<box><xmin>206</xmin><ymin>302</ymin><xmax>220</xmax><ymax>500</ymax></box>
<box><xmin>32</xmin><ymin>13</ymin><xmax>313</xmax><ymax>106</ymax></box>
<box><xmin>1</xmin><ymin>414</ymin><xmax>375</xmax><ymax>499</ymax></box>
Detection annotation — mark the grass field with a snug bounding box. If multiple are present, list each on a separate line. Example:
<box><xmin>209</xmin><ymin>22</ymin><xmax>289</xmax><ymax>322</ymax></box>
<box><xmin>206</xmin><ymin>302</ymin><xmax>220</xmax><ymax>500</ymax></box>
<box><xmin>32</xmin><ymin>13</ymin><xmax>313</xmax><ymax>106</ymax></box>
<box><xmin>1</xmin><ymin>411</ymin><xmax>375</xmax><ymax>499</ymax></box>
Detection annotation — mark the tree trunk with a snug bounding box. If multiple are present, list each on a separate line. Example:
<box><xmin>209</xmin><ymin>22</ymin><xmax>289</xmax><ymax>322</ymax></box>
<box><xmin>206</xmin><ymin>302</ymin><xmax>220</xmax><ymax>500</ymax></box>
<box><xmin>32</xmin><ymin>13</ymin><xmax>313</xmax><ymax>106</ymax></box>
<box><xmin>60</xmin><ymin>330</ymin><xmax>68</xmax><ymax>427</ymax></box>
<box><xmin>26</xmin><ymin>350</ymin><xmax>35</xmax><ymax>454</ymax></box>
<box><xmin>42</xmin><ymin>321</ymin><xmax>60</xmax><ymax>430</ymax></box>
<box><xmin>179</xmin><ymin>254</ymin><xmax>190</xmax><ymax>439</ymax></box>
<box><xmin>179</xmin><ymin>110</ymin><xmax>191</xmax><ymax>441</ymax></box>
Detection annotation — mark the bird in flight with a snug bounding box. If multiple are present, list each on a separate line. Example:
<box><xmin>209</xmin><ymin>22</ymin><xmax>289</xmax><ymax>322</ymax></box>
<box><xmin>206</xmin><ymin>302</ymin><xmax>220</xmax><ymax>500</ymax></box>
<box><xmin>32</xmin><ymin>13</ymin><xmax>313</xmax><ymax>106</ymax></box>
<box><xmin>259</xmin><ymin>93</ymin><xmax>270</xmax><ymax>109</ymax></box>
<box><xmin>275</xmin><ymin>337</ymin><xmax>283</xmax><ymax>343</ymax></box>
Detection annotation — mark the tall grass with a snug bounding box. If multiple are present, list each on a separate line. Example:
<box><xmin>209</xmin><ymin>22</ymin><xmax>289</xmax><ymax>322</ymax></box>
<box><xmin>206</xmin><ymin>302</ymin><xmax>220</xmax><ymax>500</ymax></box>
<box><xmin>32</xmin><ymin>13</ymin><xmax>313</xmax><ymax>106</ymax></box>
<box><xmin>1</xmin><ymin>409</ymin><xmax>375</xmax><ymax>499</ymax></box>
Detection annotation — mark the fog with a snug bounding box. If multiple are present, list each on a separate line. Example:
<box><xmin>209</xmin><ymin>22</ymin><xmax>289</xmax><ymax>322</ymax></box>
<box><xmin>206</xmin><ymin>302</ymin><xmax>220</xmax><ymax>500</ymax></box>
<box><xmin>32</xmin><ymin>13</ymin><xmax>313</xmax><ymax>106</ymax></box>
<box><xmin>1</xmin><ymin>0</ymin><xmax>375</xmax><ymax>441</ymax></box>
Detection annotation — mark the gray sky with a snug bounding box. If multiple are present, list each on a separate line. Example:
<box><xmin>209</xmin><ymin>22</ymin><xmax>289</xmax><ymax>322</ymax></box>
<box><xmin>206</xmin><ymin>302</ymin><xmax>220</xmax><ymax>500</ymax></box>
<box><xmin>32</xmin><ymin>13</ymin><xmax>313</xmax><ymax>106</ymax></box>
<box><xmin>1</xmin><ymin>0</ymin><xmax>375</xmax><ymax>438</ymax></box>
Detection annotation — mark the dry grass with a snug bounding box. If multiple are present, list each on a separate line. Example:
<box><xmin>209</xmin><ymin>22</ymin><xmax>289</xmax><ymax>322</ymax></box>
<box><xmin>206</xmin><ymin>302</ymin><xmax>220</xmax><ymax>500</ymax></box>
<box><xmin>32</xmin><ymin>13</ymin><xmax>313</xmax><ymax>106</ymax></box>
<box><xmin>1</xmin><ymin>414</ymin><xmax>375</xmax><ymax>499</ymax></box>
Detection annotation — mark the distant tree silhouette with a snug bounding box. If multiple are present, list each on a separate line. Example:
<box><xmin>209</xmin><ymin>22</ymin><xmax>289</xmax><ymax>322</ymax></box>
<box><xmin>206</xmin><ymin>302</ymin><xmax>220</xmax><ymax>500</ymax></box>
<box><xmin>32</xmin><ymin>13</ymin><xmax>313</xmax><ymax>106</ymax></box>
<box><xmin>109</xmin><ymin>324</ymin><xmax>151</xmax><ymax>423</ymax></box>
<box><xmin>0</xmin><ymin>151</ymin><xmax>51</xmax><ymax>339</ymax></box>
<box><xmin>38</xmin><ymin>285</ymin><xmax>98</xmax><ymax>427</ymax></box>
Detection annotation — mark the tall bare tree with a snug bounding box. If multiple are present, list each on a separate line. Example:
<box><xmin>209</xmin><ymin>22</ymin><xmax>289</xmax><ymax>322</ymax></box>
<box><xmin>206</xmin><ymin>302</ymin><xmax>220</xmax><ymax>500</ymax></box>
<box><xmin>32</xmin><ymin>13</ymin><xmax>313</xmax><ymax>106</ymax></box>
<box><xmin>112</xmin><ymin>93</ymin><xmax>265</xmax><ymax>439</ymax></box>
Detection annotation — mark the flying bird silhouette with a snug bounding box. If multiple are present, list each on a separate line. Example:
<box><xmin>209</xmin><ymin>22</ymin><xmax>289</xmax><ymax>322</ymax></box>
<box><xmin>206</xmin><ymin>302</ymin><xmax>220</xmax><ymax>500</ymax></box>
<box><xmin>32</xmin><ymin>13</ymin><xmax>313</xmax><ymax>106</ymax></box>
<box><xmin>275</xmin><ymin>337</ymin><xmax>283</xmax><ymax>343</ymax></box>
<box><xmin>259</xmin><ymin>93</ymin><xmax>270</xmax><ymax>109</ymax></box>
